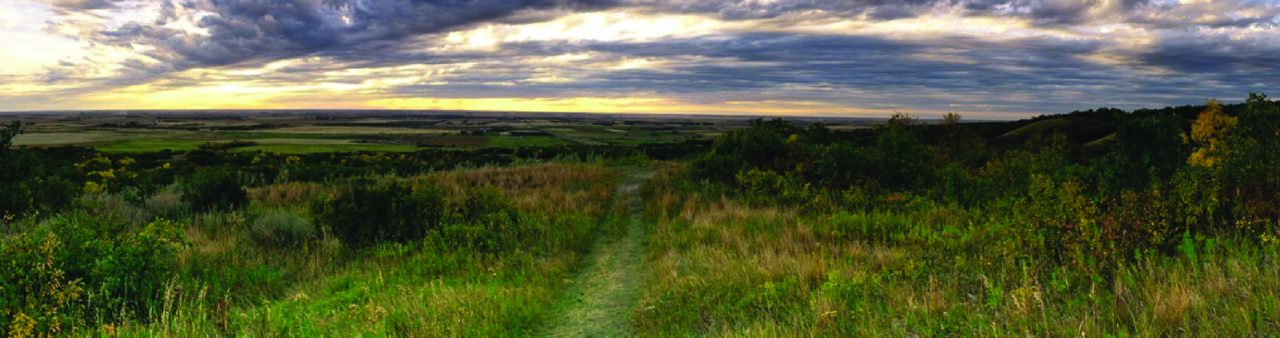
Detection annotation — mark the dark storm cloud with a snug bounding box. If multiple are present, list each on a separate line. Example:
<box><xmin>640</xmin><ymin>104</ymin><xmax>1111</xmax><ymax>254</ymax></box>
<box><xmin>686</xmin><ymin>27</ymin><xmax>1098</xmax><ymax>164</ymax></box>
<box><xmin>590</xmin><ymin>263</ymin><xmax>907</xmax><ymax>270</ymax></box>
<box><xmin>93</xmin><ymin>0</ymin><xmax>617</xmax><ymax>70</ymax></box>
<box><xmin>508</xmin><ymin>33</ymin><xmax>1113</xmax><ymax>93</ymax></box>
<box><xmin>55</xmin><ymin>0</ymin><xmax>1280</xmax><ymax>76</ymax></box>
<box><xmin>47</xmin><ymin>0</ymin><xmax>123</xmax><ymax>10</ymax></box>
<box><xmin>17</xmin><ymin>0</ymin><xmax>1280</xmax><ymax>115</ymax></box>
<box><xmin>1136</xmin><ymin>36</ymin><xmax>1280</xmax><ymax>74</ymax></box>
<box><xmin>374</xmin><ymin>30</ymin><xmax>1273</xmax><ymax>114</ymax></box>
<box><xmin>635</xmin><ymin>0</ymin><xmax>1278</xmax><ymax>28</ymax></box>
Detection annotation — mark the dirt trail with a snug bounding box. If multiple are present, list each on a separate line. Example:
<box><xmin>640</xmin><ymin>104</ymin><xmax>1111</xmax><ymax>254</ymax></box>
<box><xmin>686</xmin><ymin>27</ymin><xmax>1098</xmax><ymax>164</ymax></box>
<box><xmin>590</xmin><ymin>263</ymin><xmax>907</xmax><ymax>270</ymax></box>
<box><xmin>545</xmin><ymin>169</ymin><xmax>653</xmax><ymax>338</ymax></box>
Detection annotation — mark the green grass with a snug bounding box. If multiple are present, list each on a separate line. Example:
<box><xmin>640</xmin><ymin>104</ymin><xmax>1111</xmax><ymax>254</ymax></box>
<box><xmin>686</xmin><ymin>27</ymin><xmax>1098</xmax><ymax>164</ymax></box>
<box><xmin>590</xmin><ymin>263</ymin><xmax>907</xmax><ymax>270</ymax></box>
<box><xmin>544</xmin><ymin>169</ymin><xmax>652</xmax><ymax>337</ymax></box>
<box><xmin>631</xmin><ymin>168</ymin><xmax>1280</xmax><ymax>337</ymax></box>
<box><xmin>43</xmin><ymin>164</ymin><xmax>626</xmax><ymax>337</ymax></box>
<box><xmin>113</xmin><ymin>234</ymin><xmax>590</xmax><ymax>337</ymax></box>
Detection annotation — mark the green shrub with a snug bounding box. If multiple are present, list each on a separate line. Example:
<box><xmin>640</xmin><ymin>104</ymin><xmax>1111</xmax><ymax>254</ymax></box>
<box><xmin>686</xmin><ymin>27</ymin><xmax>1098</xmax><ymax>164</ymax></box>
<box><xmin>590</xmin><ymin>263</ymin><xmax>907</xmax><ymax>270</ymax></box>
<box><xmin>144</xmin><ymin>186</ymin><xmax>188</xmax><ymax>220</ymax></box>
<box><xmin>445</xmin><ymin>187</ymin><xmax>523</xmax><ymax>252</ymax></box>
<box><xmin>249</xmin><ymin>210</ymin><xmax>314</xmax><ymax>247</ymax></box>
<box><xmin>182</xmin><ymin>168</ymin><xmax>248</xmax><ymax>212</ymax></box>
<box><xmin>733</xmin><ymin>169</ymin><xmax>828</xmax><ymax>210</ymax></box>
<box><xmin>0</xmin><ymin>213</ymin><xmax>185</xmax><ymax>336</ymax></box>
<box><xmin>314</xmin><ymin>182</ymin><xmax>445</xmax><ymax>249</ymax></box>
<box><xmin>1017</xmin><ymin>175</ymin><xmax>1103</xmax><ymax>267</ymax></box>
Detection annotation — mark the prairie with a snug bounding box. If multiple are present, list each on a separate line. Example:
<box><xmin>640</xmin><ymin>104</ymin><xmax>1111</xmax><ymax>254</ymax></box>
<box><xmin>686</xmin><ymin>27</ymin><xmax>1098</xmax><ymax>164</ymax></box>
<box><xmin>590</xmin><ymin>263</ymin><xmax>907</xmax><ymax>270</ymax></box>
<box><xmin>3</xmin><ymin>98</ymin><xmax>1279</xmax><ymax>337</ymax></box>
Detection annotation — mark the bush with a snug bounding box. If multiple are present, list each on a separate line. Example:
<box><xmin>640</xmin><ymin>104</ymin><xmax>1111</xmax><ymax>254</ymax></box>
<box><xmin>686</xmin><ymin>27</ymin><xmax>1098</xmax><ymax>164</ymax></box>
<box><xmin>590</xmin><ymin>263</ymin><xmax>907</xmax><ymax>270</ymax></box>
<box><xmin>182</xmin><ymin>168</ymin><xmax>248</xmax><ymax>212</ymax></box>
<box><xmin>734</xmin><ymin>169</ymin><xmax>823</xmax><ymax>209</ymax></box>
<box><xmin>249</xmin><ymin>210</ymin><xmax>314</xmax><ymax>247</ymax></box>
<box><xmin>1017</xmin><ymin>175</ymin><xmax>1102</xmax><ymax>267</ymax></box>
<box><xmin>445</xmin><ymin>187</ymin><xmax>523</xmax><ymax>252</ymax></box>
<box><xmin>144</xmin><ymin>186</ymin><xmax>188</xmax><ymax>220</ymax></box>
<box><xmin>0</xmin><ymin>213</ymin><xmax>185</xmax><ymax>336</ymax></box>
<box><xmin>314</xmin><ymin>182</ymin><xmax>445</xmax><ymax>249</ymax></box>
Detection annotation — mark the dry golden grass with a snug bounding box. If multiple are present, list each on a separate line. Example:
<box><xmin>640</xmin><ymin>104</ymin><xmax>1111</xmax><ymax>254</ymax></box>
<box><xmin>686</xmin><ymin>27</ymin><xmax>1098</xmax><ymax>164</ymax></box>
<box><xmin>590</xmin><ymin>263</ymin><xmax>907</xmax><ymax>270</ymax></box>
<box><xmin>413</xmin><ymin>163</ymin><xmax>619</xmax><ymax>217</ymax></box>
<box><xmin>247</xmin><ymin>163</ymin><xmax>619</xmax><ymax>215</ymax></box>
<box><xmin>1150</xmin><ymin>281</ymin><xmax>1204</xmax><ymax>329</ymax></box>
<box><xmin>248</xmin><ymin>181</ymin><xmax>333</xmax><ymax>209</ymax></box>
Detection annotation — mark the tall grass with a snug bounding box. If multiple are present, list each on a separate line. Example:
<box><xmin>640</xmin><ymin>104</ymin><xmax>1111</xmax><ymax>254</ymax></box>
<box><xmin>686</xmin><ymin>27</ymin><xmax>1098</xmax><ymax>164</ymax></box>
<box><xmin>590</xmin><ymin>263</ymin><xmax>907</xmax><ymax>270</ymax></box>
<box><xmin>632</xmin><ymin>165</ymin><xmax>1280</xmax><ymax>337</ymax></box>
<box><xmin>2</xmin><ymin>163</ymin><xmax>621</xmax><ymax>337</ymax></box>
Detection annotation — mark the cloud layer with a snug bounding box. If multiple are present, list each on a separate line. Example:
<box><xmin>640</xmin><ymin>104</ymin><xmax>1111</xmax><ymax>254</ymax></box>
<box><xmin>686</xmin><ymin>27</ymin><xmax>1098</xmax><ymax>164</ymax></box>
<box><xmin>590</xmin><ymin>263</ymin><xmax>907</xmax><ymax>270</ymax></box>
<box><xmin>2</xmin><ymin>0</ymin><xmax>1278</xmax><ymax>117</ymax></box>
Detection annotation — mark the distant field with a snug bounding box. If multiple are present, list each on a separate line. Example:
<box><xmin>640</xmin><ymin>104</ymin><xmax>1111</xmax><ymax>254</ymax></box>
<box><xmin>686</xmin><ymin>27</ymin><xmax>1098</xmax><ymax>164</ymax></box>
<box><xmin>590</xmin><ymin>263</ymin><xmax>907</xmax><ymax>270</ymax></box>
<box><xmin>235</xmin><ymin>139</ymin><xmax>424</xmax><ymax>153</ymax></box>
<box><xmin>94</xmin><ymin>139</ymin><xmax>208</xmax><ymax>152</ymax></box>
<box><xmin>13</xmin><ymin>132</ymin><xmax>130</xmax><ymax>145</ymax></box>
<box><xmin>488</xmin><ymin>135</ymin><xmax>570</xmax><ymax>147</ymax></box>
<box><xmin>402</xmin><ymin>135</ymin><xmax>489</xmax><ymax>148</ymax></box>
<box><xmin>257</xmin><ymin>126</ymin><xmax>454</xmax><ymax>134</ymax></box>
<box><xmin>236</xmin><ymin>143</ymin><xmax>419</xmax><ymax>153</ymax></box>
<box><xmin>4</xmin><ymin>112</ymin><xmax>740</xmax><ymax>153</ymax></box>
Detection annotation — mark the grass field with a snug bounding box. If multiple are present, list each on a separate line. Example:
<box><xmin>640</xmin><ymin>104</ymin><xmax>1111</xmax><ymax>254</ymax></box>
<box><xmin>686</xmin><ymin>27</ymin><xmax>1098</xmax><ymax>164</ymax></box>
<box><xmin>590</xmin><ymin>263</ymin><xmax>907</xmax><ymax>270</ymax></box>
<box><xmin>10</xmin><ymin>122</ymin><xmax>695</xmax><ymax>153</ymax></box>
<box><xmin>236</xmin><ymin>143</ymin><xmax>420</xmax><ymax>153</ymax></box>
<box><xmin>488</xmin><ymin>135</ymin><xmax>571</xmax><ymax>147</ymax></box>
<box><xmin>631</xmin><ymin>166</ymin><xmax>1280</xmax><ymax>337</ymax></box>
<box><xmin>12</xmin><ymin>132</ymin><xmax>130</xmax><ymax>145</ymax></box>
<box><xmin>251</xmin><ymin>126</ymin><xmax>455</xmax><ymax>134</ymax></box>
<box><xmin>53</xmin><ymin>164</ymin><xmax>626</xmax><ymax>337</ymax></box>
<box><xmin>8</xmin><ymin>104</ymin><xmax>1280</xmax><ymax>337</ymax></box>
<box><xmin>93</xmin><ymin>139</ymin><xmax>209</xmax><ymax>152</ymax></box>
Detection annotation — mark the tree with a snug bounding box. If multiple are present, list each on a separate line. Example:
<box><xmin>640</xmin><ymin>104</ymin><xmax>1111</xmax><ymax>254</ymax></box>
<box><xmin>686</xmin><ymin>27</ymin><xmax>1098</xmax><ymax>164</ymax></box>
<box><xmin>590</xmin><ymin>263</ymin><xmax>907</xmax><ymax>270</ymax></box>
<box><xmin>870</xmin><ymin>113</ymin><xmax>932</xmax><ymax>190</ymax></box>
<box><xmin>933</xmin><ymin>112</ymin><xmax>988</xmax><ymax>168</ymax></box>
<box><xmin>1099</xmin><ymin>114</ymin><xmax>1188</xmax><ymax>193</ymax></box>
<box><xmin>0</xmin><ymin>121</ymin><xmax>32</xmax><ymax>219</ymax></box>
<box><xmin>1221</xmin><ymin>93</ymin><xmax>1280</xmax><ymax>223</ymax></box>
<box><xmin>0</xmin><ymin>121</ymin><xmax>19</xmax><ymax>153</ymax></box>
<box><xmin>1185</xmin><ymin>99</ymin><xmax>1236</xmax><ymax>168</ymax></box>
<box><xmin>691</xmin><ymin>118</ymin><xmax>801</xmax><ymax>184</ymax></box>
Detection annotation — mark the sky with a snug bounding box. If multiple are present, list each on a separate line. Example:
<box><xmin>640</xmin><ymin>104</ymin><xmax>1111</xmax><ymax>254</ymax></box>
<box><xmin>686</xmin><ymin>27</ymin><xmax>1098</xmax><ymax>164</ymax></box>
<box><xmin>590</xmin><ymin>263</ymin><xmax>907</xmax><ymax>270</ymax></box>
<box><xmin>0</xmin><ymin>0</ymin><xmax>1278</xmax><ymax>118</ymax></box>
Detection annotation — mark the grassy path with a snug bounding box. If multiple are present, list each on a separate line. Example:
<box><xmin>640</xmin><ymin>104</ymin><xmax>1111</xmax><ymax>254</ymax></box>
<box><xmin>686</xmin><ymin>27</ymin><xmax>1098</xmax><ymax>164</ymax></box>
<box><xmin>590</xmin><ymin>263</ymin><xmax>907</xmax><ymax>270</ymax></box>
<box><xmin>545</xmin><ymin>169</ymin><xmax>653</xmax><ymax>337</ymax></box>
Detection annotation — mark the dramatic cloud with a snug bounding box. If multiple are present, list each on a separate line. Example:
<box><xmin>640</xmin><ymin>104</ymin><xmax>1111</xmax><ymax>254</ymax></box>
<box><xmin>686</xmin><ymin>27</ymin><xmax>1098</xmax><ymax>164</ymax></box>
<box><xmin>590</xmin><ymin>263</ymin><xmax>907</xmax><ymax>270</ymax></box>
<box><xmin>1</xmin><ymin>0</ymin><xmax>1278</xmax><ymax>117</ymax></box>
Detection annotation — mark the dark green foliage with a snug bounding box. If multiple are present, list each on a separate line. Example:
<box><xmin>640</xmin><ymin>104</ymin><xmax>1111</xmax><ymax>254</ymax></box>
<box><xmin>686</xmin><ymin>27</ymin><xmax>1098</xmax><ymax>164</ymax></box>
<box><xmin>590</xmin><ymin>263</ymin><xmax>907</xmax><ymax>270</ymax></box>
<box><xmin>182</xmin><ymin>168</ymin><xmax>249</xmax><ymax>212</ymax></box>
<box><xmin>678</xmin><ymin>95</ymin><xmax>1280</xmax><ymax>269</ymax></box>
<box><xmin>1219</xmin><ymin>93</ymin><xmax>1280</xmax><ymax>223</ymax></box>
<box><xmin>694</xmin><ymin>116</ymin><xmax>934</xmax><ymax>200</ymax></box>
<box><xmin>0</xmin><ymin>213</ymin><xmax>185</xmax><ymax>335</ymax></box>
<box><xmin>1097</xmin><ymin>114</ymin><xmax>1189</xmax><ymax>193</ymax></box>
<box><xmin>866</xmin><ymin>114</ymin><xmax>933</xmax><ymax>190</ymax></box>
<box><xmin>446</xmin><ymin>187</ymin><xmax>523</xmax><ymax>252</ymax></box>
<box><xmin>460</xmin><ymin>187</ymin><xmax>517</xmax><ymax>226</ymax></box>
<box><xmin>692</xmin><ymin>118</ymin><xmax>801</xmax><ymax>184</ymax></box>
<box><xmin>815</xmin><ymin>142</ymin><xmax>873</xmax><ymax>188</ymax></box>
<box><xmin>0</xmin><ymin>120</ymin><xmax>18</xmax><ymax>154</ymax></box>
<box><xmin>933</xmin><ymin>163</ymin><xmax>989</xmax><ymax>208</ymax></box>
<box><xmin>315</xmin><ymin>182</ymin><xmax>445</xmax><ymax>249</ymax></box>
<box><xmin>0</xmin><ymin>121</ymin><xmax>80</xmax><ymax>220</ymax></box>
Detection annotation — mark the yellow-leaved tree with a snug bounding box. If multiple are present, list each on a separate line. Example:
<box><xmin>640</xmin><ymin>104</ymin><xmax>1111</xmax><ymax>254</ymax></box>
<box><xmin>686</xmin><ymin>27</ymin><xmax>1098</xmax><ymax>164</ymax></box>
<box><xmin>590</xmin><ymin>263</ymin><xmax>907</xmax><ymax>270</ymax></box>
<box><xmin>1185</xmin><ymin>99</ymin><xmax>1236</xmax><ymax>168</ymax></box>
